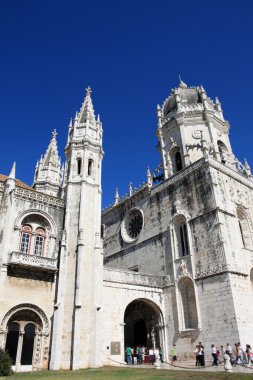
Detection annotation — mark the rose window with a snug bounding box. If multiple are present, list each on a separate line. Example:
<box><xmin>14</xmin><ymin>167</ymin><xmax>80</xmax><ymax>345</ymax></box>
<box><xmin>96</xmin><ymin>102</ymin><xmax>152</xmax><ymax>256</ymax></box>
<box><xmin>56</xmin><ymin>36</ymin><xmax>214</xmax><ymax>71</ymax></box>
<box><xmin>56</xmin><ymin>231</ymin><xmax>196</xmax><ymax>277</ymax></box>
<box><xmin>121</xmin><ymin>208</ymin><xmax>144</xmax><ymax>243</ymax></box>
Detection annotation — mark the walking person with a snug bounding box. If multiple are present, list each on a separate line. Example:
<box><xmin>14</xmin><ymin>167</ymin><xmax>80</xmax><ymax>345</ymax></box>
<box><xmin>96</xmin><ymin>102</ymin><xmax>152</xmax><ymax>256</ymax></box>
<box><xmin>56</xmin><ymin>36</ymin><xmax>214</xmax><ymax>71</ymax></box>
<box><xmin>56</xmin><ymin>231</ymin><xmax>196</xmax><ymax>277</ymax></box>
<box><xmin>226</xmin><ymin>343</ymin><xmax>232</xmax><ymax>362</ymax></box>
<box><xmin>211</xmin><ymin>344</ymin><xmax>218</xmax><ymax>366</ymax></box>
<box><xmin>245</xmin><ymin>344</ymin><xmax>252</xmax><ymax>367</ymax></box>
<box><xmin>171</xmin><ymin>344</ymin><xmax>177</xmax><ymax>365</ymax></box>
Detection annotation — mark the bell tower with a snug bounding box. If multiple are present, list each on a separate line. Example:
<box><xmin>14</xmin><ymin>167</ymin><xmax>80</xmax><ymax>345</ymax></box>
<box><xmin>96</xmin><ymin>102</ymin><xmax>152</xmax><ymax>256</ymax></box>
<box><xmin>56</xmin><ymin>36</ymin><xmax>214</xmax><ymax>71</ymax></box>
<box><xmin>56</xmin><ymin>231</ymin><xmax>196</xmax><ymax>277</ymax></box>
<box><xmin>50</xmin><ymin>87</ymin><xmax>104</xmax><ymax>370</ymax></box>
<box><xmin>156</xmin><ymin>79</ymin><xmax>233</xmax><ymax>179</ymax></box>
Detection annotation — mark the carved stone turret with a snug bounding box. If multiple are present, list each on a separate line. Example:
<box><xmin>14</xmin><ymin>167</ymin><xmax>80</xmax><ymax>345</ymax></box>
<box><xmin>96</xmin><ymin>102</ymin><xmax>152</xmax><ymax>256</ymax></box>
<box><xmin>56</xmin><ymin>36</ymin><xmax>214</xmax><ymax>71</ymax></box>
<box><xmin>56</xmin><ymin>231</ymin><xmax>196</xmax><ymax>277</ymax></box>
<box><xmin>33</xmin><ymin>130</ymin><xmax>62</xmax><ymax>197</ymax></box>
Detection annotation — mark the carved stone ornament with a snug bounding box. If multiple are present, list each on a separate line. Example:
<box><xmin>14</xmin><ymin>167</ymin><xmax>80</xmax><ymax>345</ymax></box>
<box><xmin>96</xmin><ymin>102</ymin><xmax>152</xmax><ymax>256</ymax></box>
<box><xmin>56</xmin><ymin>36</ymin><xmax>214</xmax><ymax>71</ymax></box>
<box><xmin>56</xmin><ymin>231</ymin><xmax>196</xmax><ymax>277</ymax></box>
<box><xmin>121</xmin><ymin>208</ymin><xmax>144</xmax><ymax>243</ymax></box>
<box><xmin>0</xmin><ymin>303</ymin><xmax>50</xmax><ymax>335</ymax></box>
<box><xmin>192</xmin><ymin>130</ymin><xmax>202</xmax><ymax>139</ymax></box>
<box><xmin>177</xmin><ymin>259</ymin><xmax>191</xmax><ymax>280</ymax></box>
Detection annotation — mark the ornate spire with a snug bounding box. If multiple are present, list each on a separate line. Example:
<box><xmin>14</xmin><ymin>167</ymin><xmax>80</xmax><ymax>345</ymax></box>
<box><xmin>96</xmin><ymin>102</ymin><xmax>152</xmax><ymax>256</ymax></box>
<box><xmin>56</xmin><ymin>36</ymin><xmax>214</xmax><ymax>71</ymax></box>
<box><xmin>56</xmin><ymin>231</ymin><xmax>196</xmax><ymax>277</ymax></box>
<box><xmin>43</xmin><ymin>130</ymin><xmax>60</xmax><ymax>167</ymax></box>
<box><xmin>33</xmin><ymin>131</ymin><xmax>62</xmax><ymax>197</ymax></box>
<box><xmin>79</xmin><ymin>86</ymin><xmax>96</xmax><ymax>124</ymax></box>
<box><xmin>9</xmin><ymin>162</ymin><xmax>16</xmax><ymax>179</ymax></box>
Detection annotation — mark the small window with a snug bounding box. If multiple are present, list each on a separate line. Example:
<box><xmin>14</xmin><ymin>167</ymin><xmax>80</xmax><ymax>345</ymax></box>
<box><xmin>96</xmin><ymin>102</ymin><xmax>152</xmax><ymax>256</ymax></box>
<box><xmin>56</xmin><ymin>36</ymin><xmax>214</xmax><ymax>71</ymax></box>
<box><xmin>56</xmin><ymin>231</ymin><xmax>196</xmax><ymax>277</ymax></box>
<box><xmin>77</xmin><ymin>158</ymin><xmax>82</xmax><ymax>175</ymax></box>
<box><xmin>34</xmin><ymin>228</ymin><xmax>45</xmax><ymax>256</ymax></box>
<box><xmin>129</xmin><ymin>265</ymin><xmax>139</xmax><ymax>272</ymax></box>
<box><xmin>88</xmin><ymin>159</ymin><xmax>93</xmax><ymax>176</ymax></box>
<box><xmin>101</xmin><ymin>224</ymin><xmax>105</xmax><ymax>239</ymax></box>
<box><xmin>180</xmin><ymin>224</ymin><xmax>189</xmax><ymax>256</ymax></box>
<box><xmin>175</xmin><ymin>151</ymin><xmax>183</xmax><ymax>172</ymax></box>
<box><xmin>217</xmin><ymin>141</ymin><xmax>228</xmax><ymax>164</ymax></box>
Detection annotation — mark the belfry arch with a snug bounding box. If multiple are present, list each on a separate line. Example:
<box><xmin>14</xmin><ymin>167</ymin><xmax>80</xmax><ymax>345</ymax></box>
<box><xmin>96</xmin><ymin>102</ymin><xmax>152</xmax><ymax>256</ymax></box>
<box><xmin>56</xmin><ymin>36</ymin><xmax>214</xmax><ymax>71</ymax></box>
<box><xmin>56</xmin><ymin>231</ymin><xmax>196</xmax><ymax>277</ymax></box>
<box><xmin>124</xmin><ymin>299</ymin><xmax>164</xmax><ymax>349</ymax></box>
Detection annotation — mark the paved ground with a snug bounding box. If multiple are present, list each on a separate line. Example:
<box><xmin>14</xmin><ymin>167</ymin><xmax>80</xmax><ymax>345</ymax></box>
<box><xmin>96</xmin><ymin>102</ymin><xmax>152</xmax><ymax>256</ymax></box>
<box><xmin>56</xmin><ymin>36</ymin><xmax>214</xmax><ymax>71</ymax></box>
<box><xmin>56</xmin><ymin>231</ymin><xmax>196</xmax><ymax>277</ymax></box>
<box><xmin>118</xmin><ymin>360</ymin><xmax>253</xmax><ymax>374</ymax></box>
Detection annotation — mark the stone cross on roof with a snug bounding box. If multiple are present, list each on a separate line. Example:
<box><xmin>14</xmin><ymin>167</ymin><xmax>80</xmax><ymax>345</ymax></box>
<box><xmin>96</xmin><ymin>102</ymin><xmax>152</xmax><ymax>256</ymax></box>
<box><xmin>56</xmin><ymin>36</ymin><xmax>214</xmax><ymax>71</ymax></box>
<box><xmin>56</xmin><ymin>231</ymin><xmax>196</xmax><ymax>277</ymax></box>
<box><xmin>86</xmin><ymin>86</ymin><xmax>92</xmax><ymax>96</ymax></box>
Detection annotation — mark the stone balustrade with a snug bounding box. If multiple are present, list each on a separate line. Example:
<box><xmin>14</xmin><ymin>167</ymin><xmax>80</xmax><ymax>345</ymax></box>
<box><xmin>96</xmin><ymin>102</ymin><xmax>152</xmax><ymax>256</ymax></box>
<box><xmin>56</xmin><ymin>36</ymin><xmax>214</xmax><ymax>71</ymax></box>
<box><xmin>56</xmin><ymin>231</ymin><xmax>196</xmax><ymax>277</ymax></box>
<box><xmin>9</xmin><ymin>251</ymin><xmax>58</xmax><ymax>272</ymax></box>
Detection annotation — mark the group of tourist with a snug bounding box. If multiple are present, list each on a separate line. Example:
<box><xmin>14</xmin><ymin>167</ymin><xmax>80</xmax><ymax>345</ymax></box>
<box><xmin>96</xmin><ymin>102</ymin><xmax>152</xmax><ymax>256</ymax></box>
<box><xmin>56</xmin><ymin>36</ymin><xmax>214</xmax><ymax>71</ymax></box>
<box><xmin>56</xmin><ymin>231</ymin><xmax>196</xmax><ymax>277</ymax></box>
<box><xmin>195</xmin><ymin>342</ymin><xmax>253</xmax><ymax>367</ymax></box>
<box><xmin>125</xmin><ymin>341</ymin><xmax>253</xmax><ymax>368</ymax></box>
<box><xmin>125</xmin><ymin>346</ymin><xmax>163</xmax><ymax>365</ymax></box>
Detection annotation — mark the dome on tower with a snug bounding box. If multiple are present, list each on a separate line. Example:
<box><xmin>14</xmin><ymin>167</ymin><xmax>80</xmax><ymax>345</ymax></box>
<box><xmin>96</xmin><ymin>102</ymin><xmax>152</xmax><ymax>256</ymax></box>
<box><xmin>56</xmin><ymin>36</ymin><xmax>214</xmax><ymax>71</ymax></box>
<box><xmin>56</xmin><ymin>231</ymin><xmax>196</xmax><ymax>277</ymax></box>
<box><xmin>162</xmin><ymin>80</ymin><xmax>214</xmax><ymax>118</ymax></box>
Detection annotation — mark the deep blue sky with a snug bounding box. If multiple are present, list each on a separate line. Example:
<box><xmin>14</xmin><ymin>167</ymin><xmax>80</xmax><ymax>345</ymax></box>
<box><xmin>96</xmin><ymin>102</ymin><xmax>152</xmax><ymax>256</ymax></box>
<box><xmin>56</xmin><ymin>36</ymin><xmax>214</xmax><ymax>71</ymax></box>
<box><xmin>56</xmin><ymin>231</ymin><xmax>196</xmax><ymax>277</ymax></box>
<box><xmin>1</xmin><ymin>0</ymin><xmax>253</xmax><ymax>207</ymax></box>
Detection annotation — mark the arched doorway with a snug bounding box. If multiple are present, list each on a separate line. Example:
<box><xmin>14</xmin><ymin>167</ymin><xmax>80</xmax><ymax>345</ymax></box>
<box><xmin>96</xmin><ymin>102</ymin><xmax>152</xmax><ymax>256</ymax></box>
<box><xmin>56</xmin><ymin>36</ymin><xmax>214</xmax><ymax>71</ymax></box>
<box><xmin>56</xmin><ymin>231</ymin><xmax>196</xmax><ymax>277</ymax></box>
<box><xmin>124</xmin><ymin>299</ymin><xmax>163</xmax><ymax>349</ymax></box>
<box><xmin>1</xmin><ymin>305</ymin><xmax>48</xmax><ymax>371</ymax></box>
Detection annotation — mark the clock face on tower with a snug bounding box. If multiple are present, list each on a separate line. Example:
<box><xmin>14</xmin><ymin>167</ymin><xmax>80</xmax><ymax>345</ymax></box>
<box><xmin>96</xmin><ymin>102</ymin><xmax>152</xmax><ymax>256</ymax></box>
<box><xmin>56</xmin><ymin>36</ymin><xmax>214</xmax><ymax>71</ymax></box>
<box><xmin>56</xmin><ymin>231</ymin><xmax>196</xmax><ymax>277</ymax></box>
<box><xmin>121</xmin><ymin>208</ymin><xmax>144</xmax><ymax>243</ymax></box>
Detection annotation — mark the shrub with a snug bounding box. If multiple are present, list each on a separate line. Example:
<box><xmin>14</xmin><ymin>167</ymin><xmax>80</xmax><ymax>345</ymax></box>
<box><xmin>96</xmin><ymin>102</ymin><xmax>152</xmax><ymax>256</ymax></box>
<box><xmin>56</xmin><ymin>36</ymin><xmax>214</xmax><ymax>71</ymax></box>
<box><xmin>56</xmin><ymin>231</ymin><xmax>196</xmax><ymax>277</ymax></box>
<box><xmin>0</xmin><ymin>349</ymin><xmax>13</xmax><ymax>376</ymax></box>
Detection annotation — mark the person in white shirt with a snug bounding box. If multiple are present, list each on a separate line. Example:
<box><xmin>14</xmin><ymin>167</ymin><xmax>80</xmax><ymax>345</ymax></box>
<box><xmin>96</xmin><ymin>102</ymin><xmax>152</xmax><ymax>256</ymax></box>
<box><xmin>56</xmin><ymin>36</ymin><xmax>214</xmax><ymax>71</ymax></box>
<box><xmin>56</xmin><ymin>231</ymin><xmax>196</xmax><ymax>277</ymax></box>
<box><xmin>211</xmin><ymin>344</ymin><xmax>218</xmax><ymax>366</ymax></box>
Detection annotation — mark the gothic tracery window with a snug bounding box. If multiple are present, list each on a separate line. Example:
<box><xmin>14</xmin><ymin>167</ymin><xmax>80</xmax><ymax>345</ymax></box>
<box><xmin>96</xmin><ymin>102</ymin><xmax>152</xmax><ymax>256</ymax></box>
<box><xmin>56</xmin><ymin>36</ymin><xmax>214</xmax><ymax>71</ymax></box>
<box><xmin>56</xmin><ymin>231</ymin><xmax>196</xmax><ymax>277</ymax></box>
<box><xmin>173</xmin><ymin>216</ymin><xmax>190</xmax><ymax>258</ymax></box>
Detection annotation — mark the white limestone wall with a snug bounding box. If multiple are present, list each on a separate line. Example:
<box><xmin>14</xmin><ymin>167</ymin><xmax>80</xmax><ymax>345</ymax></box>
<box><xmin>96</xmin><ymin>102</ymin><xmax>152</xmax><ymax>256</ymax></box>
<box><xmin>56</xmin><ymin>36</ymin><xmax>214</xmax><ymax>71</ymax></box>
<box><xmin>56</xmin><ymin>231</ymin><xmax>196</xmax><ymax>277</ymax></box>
<box><xmin>102</xmin><ymin>269</ymin><xmax>167</xmax><ymax>365</ymax></box>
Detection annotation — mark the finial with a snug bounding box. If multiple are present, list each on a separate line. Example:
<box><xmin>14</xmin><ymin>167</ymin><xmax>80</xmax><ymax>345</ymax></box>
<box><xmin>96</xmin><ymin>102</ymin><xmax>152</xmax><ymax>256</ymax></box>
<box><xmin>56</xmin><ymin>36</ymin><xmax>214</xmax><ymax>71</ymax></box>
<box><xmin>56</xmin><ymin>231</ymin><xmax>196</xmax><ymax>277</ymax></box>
<box><xmin>69</xmin><ymin>118</ymin><xmax>73</xmax><ymax>127</ymax></box>
<box><xmin>86</xmin><ymin>86</ymin><xmax>92</xmax><ymax>96</ymax></box>
<box><xmin>114</xmin><ymin>188</ymin><xmax>119</xmax><ymax>205</ymax></box>
<box><xmin>147</xmin><ymin>166</ymin><xmax>152</xmax><ymax>188</ymax></box>
<box><xmin>178</xmin><ymin>75</ymin><xmax>187</xmax><ymax>89</ymax></box>
<box><xmin>215</xmin><ymin>97</ymin><xmax>221</xmax><ymax>105</ymax></box>
<box><xmin>97</xmin><ymin>114</ymin><xmax>100</xmax><ymax>123</ymax></box>
<box><xmin>9</xmin><ymin>162</ymin><xmax>16</xmax><ymax>179</ymax></box>
<box><xmin>75</xmin><ymin>111</ymin><xmax>78</xmax><ymax>121</ymax></box>
<box><xmin>52</xmin><ymin>129</ymin><xmax>58</xmax><ymax>139</ymax></box>
<box><xmin>129</xmin><ymin>182</ymin><xmax>133</xmax><ymax>196</ymax></box>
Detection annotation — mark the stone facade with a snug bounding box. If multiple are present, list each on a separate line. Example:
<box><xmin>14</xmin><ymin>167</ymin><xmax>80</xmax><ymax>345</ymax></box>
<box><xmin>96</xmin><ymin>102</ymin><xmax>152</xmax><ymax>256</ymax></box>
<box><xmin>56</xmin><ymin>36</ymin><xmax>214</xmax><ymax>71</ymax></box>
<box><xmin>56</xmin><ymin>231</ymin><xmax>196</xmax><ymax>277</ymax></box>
<box><xmin>0</xmin><ymin>80</ymin><xmax>253</xmax><ymax>371</ymax></box>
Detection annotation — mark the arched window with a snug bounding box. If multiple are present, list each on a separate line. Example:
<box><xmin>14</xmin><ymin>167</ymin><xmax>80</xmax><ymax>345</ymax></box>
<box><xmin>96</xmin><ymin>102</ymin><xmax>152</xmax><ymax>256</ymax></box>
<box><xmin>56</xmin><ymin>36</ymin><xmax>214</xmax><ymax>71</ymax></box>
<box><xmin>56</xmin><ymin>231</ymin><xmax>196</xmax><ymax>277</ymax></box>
<box><xmin>178</xmin><ymin>277</ymin><xmax>198</xmax><ymax>330</ymax></box>
<box><xmin>77</xmin><ymin>158</ymin><xmax>82</xmax><ymax>175</ymax></box>
<box><xmin>21</xmin><ymin>323</ymin><xmax>36</xmax><ymax>365</ymax></box>
<box><xmin>237</xmin><ymin>208</ymin><xmax>252</xmax><ymax>249</ymax></box>
<box><xmin>88</xmin><ymin>159</ymin><xmax>93</xmax><ymax>176</ymax></box>
<box><xmin>217</xmin><ymin>140</ymin><xmax>228</xmax><ymax>164</ymax></box>
<box><xmin>19</xmin><ymin>215</ymin><xmax>49</xmax><ymax>256</ymax></box>
<box><xmin>20</xmin><ymin>225</ymin><xmax>32</xmax><ymax>254</ymax></box>
<box><xmin>175</xmin><ymin>151</ymin><xmax>183</xmax><ymax>172</ymax></box>
<box><xmin>173</xmin><ymin>216</ymin><xmax>190</xmax><ymax>257</ymax></box>
<box><xmin>5</xmin><ymin>322</ymin><xmax>20</xmax><ymax>365</ymax></box>
<box><xmin>34</xmin><ymin>228</ymin><xmax>45</xmax><ymax>256</ymax></box>
<box><xmin>170</xmin><ymin>147</ymin><xmax>183</xmax><ymax>174</ymax></box>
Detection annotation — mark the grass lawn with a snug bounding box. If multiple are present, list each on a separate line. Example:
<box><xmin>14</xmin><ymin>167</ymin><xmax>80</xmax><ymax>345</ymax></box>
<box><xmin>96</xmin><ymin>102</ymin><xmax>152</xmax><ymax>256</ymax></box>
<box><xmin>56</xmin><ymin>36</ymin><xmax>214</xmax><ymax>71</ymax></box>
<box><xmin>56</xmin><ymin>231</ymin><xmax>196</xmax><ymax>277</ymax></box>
<box><xmin>4</xmin><ymin>366</ymin><xmax>253</xmax><ymax>380</ymax></box>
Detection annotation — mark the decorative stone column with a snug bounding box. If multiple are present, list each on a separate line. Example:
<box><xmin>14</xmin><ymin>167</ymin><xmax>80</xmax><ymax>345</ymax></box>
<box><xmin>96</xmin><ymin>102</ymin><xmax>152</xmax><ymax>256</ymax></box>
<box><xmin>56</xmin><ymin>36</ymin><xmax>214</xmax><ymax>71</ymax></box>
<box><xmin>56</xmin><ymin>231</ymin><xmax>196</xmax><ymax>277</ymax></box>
<box><xmin>15</xmin><ymin>330</ymin><xmax>24</xmax><ymax>372</ymax></box>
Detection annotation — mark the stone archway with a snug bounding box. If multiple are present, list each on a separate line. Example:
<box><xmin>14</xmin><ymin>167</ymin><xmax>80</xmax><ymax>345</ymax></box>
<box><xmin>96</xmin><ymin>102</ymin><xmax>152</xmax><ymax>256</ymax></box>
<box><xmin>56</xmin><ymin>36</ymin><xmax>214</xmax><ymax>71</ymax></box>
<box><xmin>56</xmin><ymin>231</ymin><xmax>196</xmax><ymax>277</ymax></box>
<box><xmin>124</xmin><ymin>299</ymin><xmax>163</xmax><ymax>350</ymax></box>
<box><xmin>0</xmin><ymin>304</ymin><xmax>49</xmax><ymax>372</ymax></box>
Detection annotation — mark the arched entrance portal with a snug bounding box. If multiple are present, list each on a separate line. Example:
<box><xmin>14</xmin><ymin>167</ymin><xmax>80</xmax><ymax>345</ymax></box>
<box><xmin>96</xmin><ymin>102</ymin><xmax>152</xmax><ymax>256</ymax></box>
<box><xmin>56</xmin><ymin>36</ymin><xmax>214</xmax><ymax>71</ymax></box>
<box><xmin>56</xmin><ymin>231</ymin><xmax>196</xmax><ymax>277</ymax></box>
<box><xmin>124</xmin><ymin>299</ymin><xmax>163</xmax><ymax>349</ymax></box>
<box><xmin>2</xmin><ymin>307</ymin><xmax>45</xmax><ymax>371</ymax></box>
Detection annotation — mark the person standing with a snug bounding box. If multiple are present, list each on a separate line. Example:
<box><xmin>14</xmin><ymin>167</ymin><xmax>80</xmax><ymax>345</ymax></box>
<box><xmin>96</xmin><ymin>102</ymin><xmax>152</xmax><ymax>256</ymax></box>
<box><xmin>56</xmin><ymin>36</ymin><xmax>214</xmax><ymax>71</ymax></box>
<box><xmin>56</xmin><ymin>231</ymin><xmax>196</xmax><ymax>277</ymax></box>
<box><xmin>226</xmin><ymin>343</ymin><xmax>232</xmax><ymax>362</ymax></box>
<box><xmin>159</xmin><ymin>347</ymin><xmax>164</xmax><ymax>363</ymax></box>
<box><xmin>149</xmin><ymin>347</ymin><xmax>154</xmax><ymax>365</ymax></box>
<box><xmin>171</xmin><ymin>344</ymin><xmax>177</xmax><ymax>365</ymax></box>
<box><xmin>194</xmin><ymin>345</ymin><xmax>200</xmax><ymax>366</ymax></box>
<box><xmin>198</xmin><ymin>343</ymin><xmax>205</xmax><ymax>366</ymax></box>
<box><xmin>126</xmin><ymin>346</ymin><xmax>132</xmax><ymax>365</ymax></box>
<box><xmin>211</xmin><ymin>344</ymin><xmax>218</xmax><ymax>365</ymax></box>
